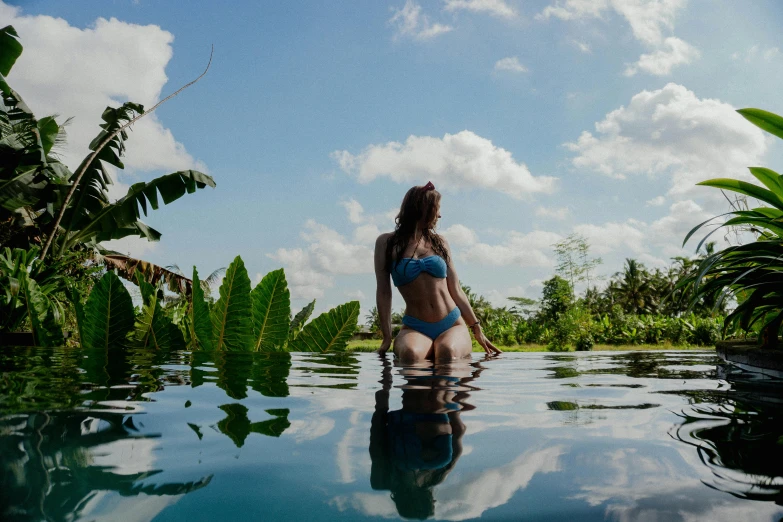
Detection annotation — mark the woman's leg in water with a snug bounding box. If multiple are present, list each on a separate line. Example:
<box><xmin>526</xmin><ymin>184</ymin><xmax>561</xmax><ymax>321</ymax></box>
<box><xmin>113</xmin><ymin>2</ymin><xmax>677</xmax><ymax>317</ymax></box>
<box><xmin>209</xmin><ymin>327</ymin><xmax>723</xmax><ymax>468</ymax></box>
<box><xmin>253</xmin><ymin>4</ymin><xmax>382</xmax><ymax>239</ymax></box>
<box><xmin>433</xmin><ymin>323</ymin><xmax>472</xmax><ymax>360</ymax></box>
<box><xmin>393</xmin><ymin>327</ymin><xmax>433</xmax><ymax>362</ymax></box>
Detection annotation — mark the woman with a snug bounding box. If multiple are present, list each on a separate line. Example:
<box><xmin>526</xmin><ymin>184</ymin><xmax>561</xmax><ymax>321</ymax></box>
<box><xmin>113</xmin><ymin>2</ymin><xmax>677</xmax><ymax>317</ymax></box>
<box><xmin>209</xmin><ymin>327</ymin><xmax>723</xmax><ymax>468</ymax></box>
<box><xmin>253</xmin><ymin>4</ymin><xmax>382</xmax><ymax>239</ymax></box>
<box><xmin>374</xmin><ymin>181</ymin><xmax>501</xmax><ymax>361</ymax></box>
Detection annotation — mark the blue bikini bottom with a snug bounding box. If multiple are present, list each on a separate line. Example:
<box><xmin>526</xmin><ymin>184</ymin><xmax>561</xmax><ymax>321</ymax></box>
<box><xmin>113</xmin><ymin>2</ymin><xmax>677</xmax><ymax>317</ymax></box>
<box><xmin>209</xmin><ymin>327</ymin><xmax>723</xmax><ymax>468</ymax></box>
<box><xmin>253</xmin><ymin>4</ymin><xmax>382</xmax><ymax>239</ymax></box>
<box><xmin>402</xmin><ymin>307</ymin><xmax>461</xmax><ymax>340</ymax></box>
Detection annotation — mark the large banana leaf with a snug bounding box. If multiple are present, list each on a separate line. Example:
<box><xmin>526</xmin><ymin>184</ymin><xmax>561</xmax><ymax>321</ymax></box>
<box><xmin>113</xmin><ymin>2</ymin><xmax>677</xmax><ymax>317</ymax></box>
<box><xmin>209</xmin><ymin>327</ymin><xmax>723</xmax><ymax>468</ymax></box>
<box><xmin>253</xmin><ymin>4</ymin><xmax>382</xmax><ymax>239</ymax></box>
<box><xmin>289</xmin><ymin>301</ymin><xmax>360</xmax><ymax>353</ymax></box>
<box><xmin>738</xmin><ymin>108</ymin><xmax>783</xmax><ymax>141</ymax></box>
<box><xmin>82</xmin><ymin>271</ymin><xmax>134</xmax><ymax>350</ymax></box>
<box><xmin>251</xmin><ymin>268</ymin><xmax>291</xmax><ymax>352</ymax></box>
<box><xmin>190</xmin><ymin>266</ymin><xmax>213</xmax><ymax>350</ymax></box>
<box><xmin>19</xmin><ymin>274</ymin><xmax>63</xmax><ymax>347</ymax></box>
<box><xmin>101</xmin><ymin>252</ymin><xmax>194</xmax><ymax>294</ymax></box>
<box><xmin>210</xmin><ymin>256</ymin><xmax>253</xmax><ymax>351</ymax></box>
<box><xmin>63</xmin><ymin>170</ymin><xmax>215</xmax><ymax>251</ymax></box>
<box><xmin>288</xmin><ymin>299</ymin><xmax>315</xmax><ymax>342</ymax></box>
<box><xmin>0</xmin><ymin>25</ymin><xmax>22</xmax><ymax>79</ymax></box>
<box><xmin>57</xmin><ymin>103</ymin><xmax>143</xmax><ymax>255</ymax></box>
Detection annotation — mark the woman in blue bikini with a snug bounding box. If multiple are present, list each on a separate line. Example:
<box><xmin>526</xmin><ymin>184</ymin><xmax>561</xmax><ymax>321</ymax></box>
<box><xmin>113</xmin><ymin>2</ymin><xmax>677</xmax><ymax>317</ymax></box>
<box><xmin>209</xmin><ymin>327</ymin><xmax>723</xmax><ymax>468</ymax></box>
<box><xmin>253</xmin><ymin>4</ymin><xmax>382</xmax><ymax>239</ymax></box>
<box><xmin>374</xmin><ymin>181</ymin><xmax>502</xmax><ymax>360</ymax></box>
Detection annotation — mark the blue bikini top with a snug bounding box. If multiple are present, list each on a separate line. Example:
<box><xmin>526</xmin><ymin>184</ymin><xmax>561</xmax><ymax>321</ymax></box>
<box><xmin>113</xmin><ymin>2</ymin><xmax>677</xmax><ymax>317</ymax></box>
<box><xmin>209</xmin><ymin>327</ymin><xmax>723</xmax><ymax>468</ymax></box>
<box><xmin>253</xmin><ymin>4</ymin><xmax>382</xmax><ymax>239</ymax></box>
<box><xmin>391</xmin><ymin>255</ymin><xmax>448</xmax><ymax>287</ymax></box>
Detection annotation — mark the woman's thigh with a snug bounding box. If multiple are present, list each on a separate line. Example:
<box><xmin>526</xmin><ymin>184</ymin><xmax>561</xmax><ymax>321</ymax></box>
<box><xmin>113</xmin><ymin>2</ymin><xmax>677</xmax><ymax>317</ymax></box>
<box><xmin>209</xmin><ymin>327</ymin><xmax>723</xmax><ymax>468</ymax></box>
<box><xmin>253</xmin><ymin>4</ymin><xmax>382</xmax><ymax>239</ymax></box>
<box><xmin>393</xmin><ymin>327</ymin><xmax>433</xmax><ymax>362</ymax></box>
<box><xmin>433</xmin><ymin>324</ymin><xmax>472</xmax><ymax>360</ymax></box>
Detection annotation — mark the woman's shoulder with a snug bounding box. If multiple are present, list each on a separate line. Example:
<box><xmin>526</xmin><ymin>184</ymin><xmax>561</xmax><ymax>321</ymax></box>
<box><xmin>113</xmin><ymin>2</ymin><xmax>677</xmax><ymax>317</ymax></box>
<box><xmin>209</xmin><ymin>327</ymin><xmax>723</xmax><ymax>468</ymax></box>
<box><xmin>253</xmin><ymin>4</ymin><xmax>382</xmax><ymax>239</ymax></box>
<box><xmin>375</xmin><ymin>232</ymin><xmax>394</xmax><ymax>248</ymax></box>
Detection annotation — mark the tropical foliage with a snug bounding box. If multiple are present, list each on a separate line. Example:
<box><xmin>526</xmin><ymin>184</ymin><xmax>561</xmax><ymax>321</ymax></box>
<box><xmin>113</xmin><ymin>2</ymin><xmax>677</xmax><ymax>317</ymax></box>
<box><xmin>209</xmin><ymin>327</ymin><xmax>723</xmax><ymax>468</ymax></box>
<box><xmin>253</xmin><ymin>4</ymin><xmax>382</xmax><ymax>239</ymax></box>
<box><xmin>680</xmin><ymin>108</ymin><xmax>783</xmax><ymax>348</ymax></box>
<box><xmin>67</xmin><ymin>255</ymin><xmax>360</xmax><ymax>352</ymax></box>
<box><xmin>0</xmin><ymin>25</ymin><xmax>216</xmax><ymax>342</ymax></box>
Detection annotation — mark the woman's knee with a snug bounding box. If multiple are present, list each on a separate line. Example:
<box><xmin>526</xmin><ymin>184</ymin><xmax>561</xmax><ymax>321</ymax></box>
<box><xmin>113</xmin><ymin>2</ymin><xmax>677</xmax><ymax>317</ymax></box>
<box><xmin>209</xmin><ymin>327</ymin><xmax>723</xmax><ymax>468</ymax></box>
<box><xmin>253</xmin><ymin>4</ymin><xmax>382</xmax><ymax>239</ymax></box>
<box><xmin>434</xmin><ymin>340</ymin><xmax>470</xmax><ymax>360</ymax></box>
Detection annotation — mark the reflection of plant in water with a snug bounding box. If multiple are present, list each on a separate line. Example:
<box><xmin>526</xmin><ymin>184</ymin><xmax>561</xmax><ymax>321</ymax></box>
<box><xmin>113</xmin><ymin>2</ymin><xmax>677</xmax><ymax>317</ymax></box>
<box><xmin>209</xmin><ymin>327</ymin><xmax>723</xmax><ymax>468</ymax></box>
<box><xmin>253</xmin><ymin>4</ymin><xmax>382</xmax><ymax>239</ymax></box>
<box><xmin>213</xmin><ymin>403</ymin><xmax>290</xmax><ymax>447</ymax></box>
<box><xmin>672</xmin><ymin>394</ymin><xmax>783</xmax><ymax>503</ymax></box>
<box><xmin>0</xmin><ymin>412</ymin><xmax>212</xmax><ymax>521</ymax></box>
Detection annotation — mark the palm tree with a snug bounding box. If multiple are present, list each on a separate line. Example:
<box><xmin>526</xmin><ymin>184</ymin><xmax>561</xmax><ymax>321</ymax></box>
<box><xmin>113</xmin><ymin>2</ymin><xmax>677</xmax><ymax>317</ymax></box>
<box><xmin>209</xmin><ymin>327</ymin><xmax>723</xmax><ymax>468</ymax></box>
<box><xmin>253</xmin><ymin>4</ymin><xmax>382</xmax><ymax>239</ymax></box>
<box><xmin>615</xmin><ymin>259</ymin><xmax>654</xmax><ymax>315</ymax></box>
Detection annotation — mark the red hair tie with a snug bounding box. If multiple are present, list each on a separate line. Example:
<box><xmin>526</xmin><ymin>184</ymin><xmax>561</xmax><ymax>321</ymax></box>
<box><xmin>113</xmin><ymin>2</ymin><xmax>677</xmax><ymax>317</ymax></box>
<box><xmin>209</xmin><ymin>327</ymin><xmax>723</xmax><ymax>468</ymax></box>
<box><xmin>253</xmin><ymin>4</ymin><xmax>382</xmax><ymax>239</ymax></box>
<box><xmin>423</xmin><ymin>181</ymin><xmax>435</xmax><ymax>191</ymax></box>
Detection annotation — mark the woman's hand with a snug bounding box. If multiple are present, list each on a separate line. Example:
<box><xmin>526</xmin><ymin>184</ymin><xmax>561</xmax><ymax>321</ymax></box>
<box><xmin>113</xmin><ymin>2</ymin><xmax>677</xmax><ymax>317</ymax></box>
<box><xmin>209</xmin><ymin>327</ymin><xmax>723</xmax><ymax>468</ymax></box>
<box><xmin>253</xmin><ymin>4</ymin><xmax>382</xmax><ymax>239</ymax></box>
<box><xmin>378</xmin><ymin>337</ymin><xmax>392</xmax><ymax>356</ymax></box>
<box><xmin>473</xmin><ymin>329</ymin><xmax>502</xmax><ymax>357</ymax></box>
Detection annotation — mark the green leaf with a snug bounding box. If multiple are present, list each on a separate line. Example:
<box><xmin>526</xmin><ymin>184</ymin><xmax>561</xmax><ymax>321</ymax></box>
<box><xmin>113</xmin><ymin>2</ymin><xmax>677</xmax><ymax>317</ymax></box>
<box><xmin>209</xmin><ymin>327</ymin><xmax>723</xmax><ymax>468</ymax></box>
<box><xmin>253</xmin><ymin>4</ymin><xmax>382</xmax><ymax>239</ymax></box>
<box><xmin>251</xmin><ymin>268</ymin><xmax>291</xmax><ymax>352</ymax></box>
<box><xmin>738</xmin><ymin>108</ymin><xmax>783</xmax><ymax>141</ymax></box>
<box><xmin>216</xmin><ymin>403</ymin><xmax>290</xmax><ymax>447</ymax></box>
<box><xmin>64</xmin><ymin>170</ymin><xmax>215</xmax><ymax>251</ymax></box>
<box><xmin>65</xmin><ymin>284</ymin><xmax>85</xmax><ymax>344</ymax></box>
<box><xmin>190</xmin><ymin>266</ymin><xmax>213</xmax><ymax>350</ymax></box>
<box><xmin>19</xmin><ymin>274</ymin><xmax>63</xmax><ymax>347</ymax></box>
<box><xmin>210</xmin><ymin>256</ymin><xmax>253</xmax><ymax>351</ymax></box>
<box><xmin>0</xmin><ymin>26</ymin><xmax>22</xmax><ymax>77</ymax></box>
<box><xmin>697</xmin><ymin>178</ymin><xmax>783</xmax><ymax>210</ymax></box>
<box><xmin>289</xmin><ymin>301</ymin><xmax>360</xmax><ymax>353</ymax></box>
<box><xmin>130</xmin><ymin>285</ymin><xmax>183</xmax><ymax>350</ymax></box>
<box><xmin>82</xmin><ymin>271</ymin><xmax>134</xmax><ymax>350</ymax></box>
<box><xmin>289</xmin><ymin>299</ymin><xmax>316</xmax><ymax>342</ymax></box>
<box><xmin>748</xmin><ymin>167</ymin><xmax>783</xmax><ymax>199</ymax></box>
<box><xmin>36</xmin><ymin>116</ymin><xmax>60</xmax><ymax>155</ymax></box>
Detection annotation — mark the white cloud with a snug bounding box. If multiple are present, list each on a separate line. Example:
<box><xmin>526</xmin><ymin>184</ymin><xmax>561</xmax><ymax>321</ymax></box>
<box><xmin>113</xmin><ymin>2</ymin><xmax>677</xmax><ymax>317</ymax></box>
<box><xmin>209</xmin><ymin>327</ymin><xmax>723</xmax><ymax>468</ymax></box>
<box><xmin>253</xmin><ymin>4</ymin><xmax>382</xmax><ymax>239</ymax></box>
<box><xmin>344</xmin><ymin>289</ymin><xmax>366</xmax><ymax>300</ymax></box>
<box><xmin>572</xmin><ymin>40</ymin><xmax>592</xmax><ymax>53</ymax></box>
<box><xmin>441</xmin><ymin>224</ymin><xmax>479</xmax><ymax>247</ymax></box>
<box><xmin>456</xmin><ymin>228</ymin><xmax>560</xmax><ymax>267</ymax></box>
<box><xmin>564</xmin><ymin>83</ymin><xmax>766</xmax><ymax>197</ymax></box>
<box><xmin>624</xmin><ymin>36</ymin><xmax>700</xmax><ymax>76</ymax></box>
<box><xmin>485</xmin><ymin>285</ymin><xmax>530</xmax><ymax>307</ymax></box>
<box><xmin>3</xmin><ymin>4</ymin><xmax>205</xmax><ymax>174</ymax></box>
<box><xmin>535</xmin><ymin>206</ymin><xmax>570</xmax><ymax>220</ymax></box>
<box><xmin>494</xmin><ymin>56</ymin><xmax>528</xmax><ymax>73</ymax></box>
<box><xmin>1</xmin><ymin>2</ymin><xmax>207</xmax><ymax>258</ymax></box>
<box><xmin>268</xmin><ymin>201</ymin><xmax>392</xmax><ymax>300</ymax></box>
<box><xmin>333</xmin><ymin>130</ymin><xmax>557</xmax><ymax>199</ymax></box>
<box><xmin>537</xmin><ymin>0</ymin><xmax>696</xmax><ymax>76</ymax></box>
<box><xmin>537</xmin><ymin>0</ymin><xmax>609</xmax><ymax>22</ymax></box>
<box><xmin>574</xmin><ymin>220</ymin><xmax>648</xmax><ymax>256</ymax></box>
<box><xmin>443</xmin><ymin>0</ymin><xmax>517</xmax><ymax>19</ymax></box>
<box><xmin>539</xmin><ymin>0</ymin><xmax>685</xmax><ymax>46</ymax></box>
<box><xmin>646</xmin><ymin>195</ymin><xmax>666</xmax><ymax>206</ymax></box>
<box><xmin>389</xmin><ymin>0</ymin><xmax>453</xmax><ymax>41</ymax></box>
<box><xmin>341</xmin><ymin>199</ymin><xmax>366</xmax><ymax>224</ymax></box>
<box><xmin>731</xmin><ymin>44</ymin><xmax>781</xmax><ymax>62</ymax></box>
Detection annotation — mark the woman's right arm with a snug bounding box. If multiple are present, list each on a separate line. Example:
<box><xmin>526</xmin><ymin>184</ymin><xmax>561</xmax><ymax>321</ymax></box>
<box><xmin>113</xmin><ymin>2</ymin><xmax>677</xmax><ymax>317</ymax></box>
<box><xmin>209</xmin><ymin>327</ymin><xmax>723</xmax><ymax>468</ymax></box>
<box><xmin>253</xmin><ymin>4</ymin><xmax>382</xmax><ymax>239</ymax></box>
<box><xmin>374</xmin><ymin>233</ymin><xmax>393</xmax><ymax>355</ymax></box>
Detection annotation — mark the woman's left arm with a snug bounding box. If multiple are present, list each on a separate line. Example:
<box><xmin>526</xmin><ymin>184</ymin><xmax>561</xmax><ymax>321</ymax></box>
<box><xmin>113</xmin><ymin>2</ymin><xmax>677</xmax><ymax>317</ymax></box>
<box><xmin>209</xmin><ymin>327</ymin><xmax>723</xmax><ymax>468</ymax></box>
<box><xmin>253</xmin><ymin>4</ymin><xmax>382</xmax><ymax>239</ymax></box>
<box><xmin>443</xmin><ymin>238</ymin><xmax>502</xmax><ymax>357</ymax></box>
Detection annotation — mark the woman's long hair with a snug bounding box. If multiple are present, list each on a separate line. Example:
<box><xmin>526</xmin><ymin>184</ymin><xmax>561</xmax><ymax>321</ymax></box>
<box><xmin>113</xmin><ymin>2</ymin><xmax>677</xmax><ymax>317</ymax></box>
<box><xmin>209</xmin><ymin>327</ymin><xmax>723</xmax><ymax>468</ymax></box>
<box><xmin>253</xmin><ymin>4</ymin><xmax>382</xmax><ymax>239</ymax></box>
<box><xmin>384</xmin><ymin>185</ymin><xmax>449</xmax><ymax>272</ymax></box>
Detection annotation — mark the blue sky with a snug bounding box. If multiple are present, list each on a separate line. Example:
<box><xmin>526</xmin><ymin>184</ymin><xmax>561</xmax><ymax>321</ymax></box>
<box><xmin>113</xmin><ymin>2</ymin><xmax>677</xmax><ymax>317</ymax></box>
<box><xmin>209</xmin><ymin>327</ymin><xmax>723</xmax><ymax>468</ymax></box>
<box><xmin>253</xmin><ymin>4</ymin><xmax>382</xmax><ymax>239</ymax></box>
<box><xmin>4</xmin><ymin>0</ymin><xmax>783</xmax><ymax>316</ymax></box>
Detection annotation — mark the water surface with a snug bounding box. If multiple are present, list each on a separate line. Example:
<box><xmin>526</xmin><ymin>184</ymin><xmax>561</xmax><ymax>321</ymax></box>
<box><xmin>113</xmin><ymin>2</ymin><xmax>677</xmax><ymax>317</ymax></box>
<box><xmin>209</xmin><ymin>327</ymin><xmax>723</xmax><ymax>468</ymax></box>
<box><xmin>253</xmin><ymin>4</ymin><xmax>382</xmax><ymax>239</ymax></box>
<box><xmin>1</xmin><ymin>349</ymin><xmax>782</xmax><ymax>521</ymax></box>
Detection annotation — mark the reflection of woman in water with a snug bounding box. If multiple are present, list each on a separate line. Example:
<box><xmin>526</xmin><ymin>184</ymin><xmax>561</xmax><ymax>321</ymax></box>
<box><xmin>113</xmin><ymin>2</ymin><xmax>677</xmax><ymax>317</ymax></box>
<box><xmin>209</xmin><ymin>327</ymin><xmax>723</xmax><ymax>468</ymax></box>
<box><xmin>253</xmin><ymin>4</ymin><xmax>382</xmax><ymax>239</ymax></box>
<box><xmin>374</xmin><ymin>182</ymin><xmax>501</xmax><ymax>361</ymax></box>
<box><xmin>369</xmin><ymin>357</ymin><xmax>482</xmax><ymax>519</ymax></box>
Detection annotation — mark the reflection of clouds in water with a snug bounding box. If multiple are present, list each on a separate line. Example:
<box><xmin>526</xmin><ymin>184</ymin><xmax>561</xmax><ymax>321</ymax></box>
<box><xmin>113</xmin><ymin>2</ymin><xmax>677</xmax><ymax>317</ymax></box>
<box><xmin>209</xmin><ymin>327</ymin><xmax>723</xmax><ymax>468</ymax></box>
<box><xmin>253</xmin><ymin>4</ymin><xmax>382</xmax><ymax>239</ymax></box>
<box><xmin>569</xmin><ymin>447</ymin><xmax>783</xmax><ymax>521</ymax></box>
<box><xmin>91</xmin><ymin>438</ymin><xmax>159</xmax><ymax>476</ymax></box>
<box><xmin>336</xmin><ymin>411</ymin><xmax>367</xmax><ymax>484</ymax></box>
<box><xmin>465</xmin><ymin>405</ymin><xmax>677</xmax><ymax>442</ymax></box>
<box><xmin>284</xmin><ymin>416</ymin><xmax>335</xmax><ymax>443</ymax></box>
<box><xmin>330</xmin><ymin>492</ymin><xmax>397</xmax><ymax>519</ymax></box>
<box><xmin>78</xmin><ymin>491</ymin><xmax>183</xmax><ymax>522</ymax></box>
<box><xmin>434</xmin><ymin>446</ymin><xmax>563</xmax><ymax>521</ymax></box>
<box><xmin>331</xmin><ymin>446</ymin><xmax>564</xmax><ymax>521</ymax></box>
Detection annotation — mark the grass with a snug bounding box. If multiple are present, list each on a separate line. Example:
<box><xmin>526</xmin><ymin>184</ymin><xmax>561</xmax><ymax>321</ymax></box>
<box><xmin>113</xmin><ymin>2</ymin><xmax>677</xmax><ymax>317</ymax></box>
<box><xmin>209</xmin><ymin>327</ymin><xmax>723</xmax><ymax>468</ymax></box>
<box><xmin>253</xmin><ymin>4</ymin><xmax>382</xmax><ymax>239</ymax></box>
<box><xmin>346</xmin><ymin>338</ymin><xmax>715</xmax><ymax>353</ymax></box>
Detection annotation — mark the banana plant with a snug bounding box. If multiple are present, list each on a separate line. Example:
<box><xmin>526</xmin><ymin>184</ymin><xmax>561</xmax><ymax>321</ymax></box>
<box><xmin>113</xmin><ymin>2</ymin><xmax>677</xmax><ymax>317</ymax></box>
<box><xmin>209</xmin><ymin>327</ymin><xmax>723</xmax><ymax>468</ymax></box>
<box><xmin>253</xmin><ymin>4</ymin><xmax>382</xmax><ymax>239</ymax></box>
<box><xmin>681</xmin><ymin>108</ymin><xmax>783</xmax><ymax>348</ymax></box>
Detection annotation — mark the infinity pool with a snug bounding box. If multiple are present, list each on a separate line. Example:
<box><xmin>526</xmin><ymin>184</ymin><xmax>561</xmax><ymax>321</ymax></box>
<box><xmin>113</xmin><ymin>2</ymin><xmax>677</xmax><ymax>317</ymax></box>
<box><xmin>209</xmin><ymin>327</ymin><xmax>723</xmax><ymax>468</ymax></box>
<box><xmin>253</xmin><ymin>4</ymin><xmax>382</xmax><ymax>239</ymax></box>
<box><xmin>1</xmin><ymin>349</ymin><xmax>782</xmax><ymax>521</ymax></box>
